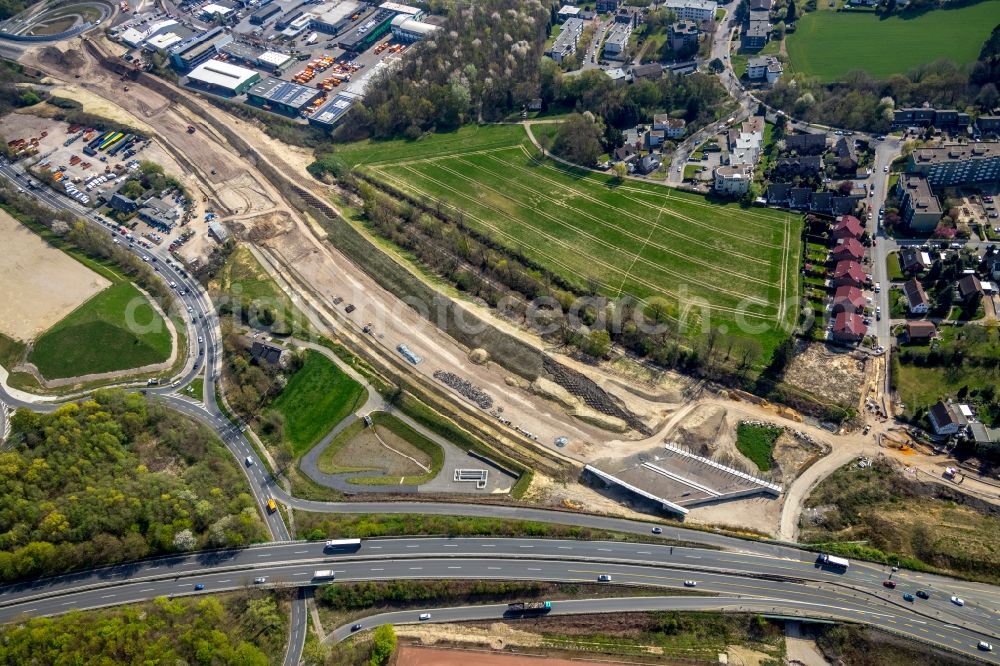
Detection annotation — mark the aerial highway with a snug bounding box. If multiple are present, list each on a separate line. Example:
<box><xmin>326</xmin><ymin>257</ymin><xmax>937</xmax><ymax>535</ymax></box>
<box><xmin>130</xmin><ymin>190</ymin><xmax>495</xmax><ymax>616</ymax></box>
<box><xmin>0</xmin><ymin>547</ymin><xmax>997</xmax><ymax>662</ymax></box>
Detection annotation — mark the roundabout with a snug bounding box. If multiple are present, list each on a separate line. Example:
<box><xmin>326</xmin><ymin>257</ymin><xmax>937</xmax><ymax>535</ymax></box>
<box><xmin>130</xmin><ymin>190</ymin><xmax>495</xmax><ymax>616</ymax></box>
<box><xmin>0</xmin><ymin>0</ymin><xmax>113</xmax><ymax>42</ymax></box>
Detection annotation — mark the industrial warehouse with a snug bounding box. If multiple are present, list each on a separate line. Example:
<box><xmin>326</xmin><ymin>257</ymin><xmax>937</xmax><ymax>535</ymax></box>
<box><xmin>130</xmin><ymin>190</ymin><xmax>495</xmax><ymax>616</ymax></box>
<box><xmin>111</xmin><ymin>0</ymin><xmax>442</xmax><ymax>129</ymax></box>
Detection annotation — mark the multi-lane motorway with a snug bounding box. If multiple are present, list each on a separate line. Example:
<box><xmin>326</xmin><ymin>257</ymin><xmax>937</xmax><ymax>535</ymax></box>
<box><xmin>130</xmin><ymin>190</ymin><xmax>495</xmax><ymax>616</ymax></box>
<box><xmin>2</xmin><ymin>152</ymin><xmax>999</xmax><ymax>664</ymax></box>
<box><xmin>0</xmin><ymin>537</ymin><xmax>998</xmax><ymax>660</ymax></box>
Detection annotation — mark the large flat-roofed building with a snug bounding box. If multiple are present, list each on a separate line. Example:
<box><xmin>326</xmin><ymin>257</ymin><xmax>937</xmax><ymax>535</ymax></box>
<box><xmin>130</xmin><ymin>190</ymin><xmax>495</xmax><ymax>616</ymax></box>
<box><xmin>200</xmin><ymin>3</ymin><xmax>235</xmax><ymax>21</ymax></box>
<box><xmin>186</xmin><ymin>59</ymin><xmax>261</xmax><ymax>95</ymax></box>
<box><xmin>545</xmin><ymin>17</ymin><xmax>584</xmax><ymax>63</ymax></box>
<box><xmin>250</xmin><ymin>3</ymin><xmax>281</xmax><ymax>25</ymax></box>
<box><xmin>337</xmin><ymin>7</ymin><xmax>395</xmax><ymax>51</ymax></box>
<box><xmin>309</xmin><ymin>94</ymin><xmax>354</xmax><ymax>129</ymax></box>
<box><xmin>661</xmin><ymin>0</ymin><xmax>715</xmax><ymax>22</ymax></box>
<box><xmin>907</xmin><ymin>142</ymin><xmax>1000</xmax><ymax>187</ymax></box>
<box><xmin>668</xmin><ymin>19</ymin><xmax>699</xmax><ymax>53</ymax></box>
<box><xmin>258</xmin><ymin>50</ymin><xmax>294</xmax><ymax>74</ymax></box>
<box><xmin>310</xmin><ymin>0</ymin><xmax>366</xmax><ymax>34</ymax></box>
<box><xmin>170</xmin><ymin>27</ymin><xmax>232</xmax><ymax>69</ymax></box>
<box><xmin>246</xmin><ymin>77</ymin><xmax>324</xmax><ymax>115</ymax></box>
<box><xmin>390</xmin><ymin>14</ymin><xmax>440</xmax><ymax>42</ymax></box>
<box><xmin>896</xmin><ymin>173</ymin><xmax>942</xmax><ymax>233</ymax></box>
<box><xmin>603</xmin><ymin>22</ymin><xmax>632</xmax><ymax>57</ymax></box>
<box><xmin>380</xmin><ymin>1</ymin><xmax>423</xmax><ymax>18</ymax></box>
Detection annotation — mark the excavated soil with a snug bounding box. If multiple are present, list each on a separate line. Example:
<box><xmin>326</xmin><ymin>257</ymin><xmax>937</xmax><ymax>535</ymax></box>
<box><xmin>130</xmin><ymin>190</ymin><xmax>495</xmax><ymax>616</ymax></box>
<box><xmin>782</xmin><ymin>340</ymin><xmax>866</xmax><ymax>409</ymax></box>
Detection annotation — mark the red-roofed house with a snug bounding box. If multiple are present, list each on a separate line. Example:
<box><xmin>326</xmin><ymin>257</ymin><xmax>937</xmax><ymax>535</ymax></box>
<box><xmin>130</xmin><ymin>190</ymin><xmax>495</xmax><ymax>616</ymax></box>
<box><xmin>833</xmin><ymin>260</ymin><xmax>867</xmax><ymax>288</ymax></box>
<box><xmin>832</xmin><ymin>285</ymin><xmax>865</xmax><ymax>313</ymax></box>
<box><xmin>833</xmin><ymin>311</ymin><xmax>867</xmax><ymax>342</ymax></box>
<box><xmin>905</xmin><ymin>321</ymin><xmax>937</xmax><ymax>341</ymax></box>
<box><xmin>830</xmin><ymin>237</ymin><xmax>864</xmax><ymax>262</ymax></box>
<box><xmin>832</xmin><ymin>215</ymin><xmax>864</xmax><ymax>240</ymax></box>
<box><xmin>902</xmin><ymin>278</ymin><xmax>929</xmax><ymax>314</ymax></box>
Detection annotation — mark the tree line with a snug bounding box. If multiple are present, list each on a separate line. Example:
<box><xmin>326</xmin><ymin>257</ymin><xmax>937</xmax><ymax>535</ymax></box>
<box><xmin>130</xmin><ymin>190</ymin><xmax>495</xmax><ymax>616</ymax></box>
<box><xmin>0</xmin><ymin>391</ymin><xmax>267</xmax><ymax>583</ymax></box>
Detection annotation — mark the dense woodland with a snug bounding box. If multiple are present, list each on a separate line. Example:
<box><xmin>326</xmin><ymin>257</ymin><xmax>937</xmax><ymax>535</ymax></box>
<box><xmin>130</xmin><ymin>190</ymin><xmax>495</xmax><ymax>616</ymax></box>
<box><xmin>766</xmin><ymin>26</ymin><xmax>1000</xmax><ymax>131</ymax></box>
<box><xmin>0</xmin><ymin>391</ymin><xmax>266</xmax><ymax>582</ymax></box>
<box><xmin>0</xmin><ymin>594</ymin><xmax>285</xmax><ymax>665</ymax></box>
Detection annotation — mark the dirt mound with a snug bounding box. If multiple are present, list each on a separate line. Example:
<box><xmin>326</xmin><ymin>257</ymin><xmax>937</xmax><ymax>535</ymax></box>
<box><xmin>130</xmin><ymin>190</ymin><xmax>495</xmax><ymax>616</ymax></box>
<box><xmin>37</xmin><ymin>46</ymin><xmax>84</xmax><ymax>72</ymax></box>
<box><xmin>542</xmin><ymin>357</ymin><xmax>650</xmax><ymax>435</ymax></box>
<box><xmin>671</xmin><ymin>404</ymin><xmax>728</xmax><ymax>458</ymax></box>
<box><xmin>783</xmin><ymin>340</ymin><xmax>866</xmax><ymax>409</ymax></box>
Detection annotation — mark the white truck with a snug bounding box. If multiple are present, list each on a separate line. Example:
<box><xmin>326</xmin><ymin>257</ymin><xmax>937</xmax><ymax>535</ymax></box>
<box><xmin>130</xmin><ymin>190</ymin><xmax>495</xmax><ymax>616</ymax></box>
<box><xmin>313</xmin><ymin>570</ymin><xmax>336</xmax><ymax>580</ymax></box>
<box><xmin>817</xmin><ymin>553</ymin><xmax>849</xmax><ymax>570</ymax></box>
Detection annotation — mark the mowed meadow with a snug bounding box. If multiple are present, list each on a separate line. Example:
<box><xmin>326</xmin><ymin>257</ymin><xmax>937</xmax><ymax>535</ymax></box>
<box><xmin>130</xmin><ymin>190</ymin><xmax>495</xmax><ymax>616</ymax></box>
<box><xmin>786</xmin><ymin>1</ymin><xmax>1000</xmax><ymax>82</ymax></box>
<box><xmin>336</xmin><ymin>125</ymin><xmax>803</xmax><ymax>358</ymax></box>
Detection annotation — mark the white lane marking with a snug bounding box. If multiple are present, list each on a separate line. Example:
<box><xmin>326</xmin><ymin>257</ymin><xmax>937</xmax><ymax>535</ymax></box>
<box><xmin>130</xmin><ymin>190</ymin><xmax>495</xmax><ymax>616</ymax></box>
<box><xmin>519</xmin><ymin>545</ymin><xmax>534</xmax><ymax>549</ymax></box>
<box><xmin>368</xmin><ymin>546</ymin><xmax>382</xmax><ymax>550</ymax></box>
<box><xmin>406</xmin><ymin>545</ymin><xmax>418</xmax><ymax>548</ymax></box>
<box><xmin>148</xmin><ymin>567</ymin><xmax>160</xmax><ymax>570</ymax></box>
<box><xmin>218</xmin><ymin>579</ymin><xmax>230</xmax><ymax>583</ymax></box>
<box><xmin>61</xmin><ymin>602</ymin><xmax>74</xmax><ymax>606</ymax></box>
<box><xmin>488</xmin><ymin>567</ymin><xmax>501</xmax><ymax>570</ymax></box>
<box><xmin>558</xmin><ymin>546</ymin><xmax>572</xmax><ymax>550</ymax></box>
<box><xmin>444</xmin><ymin>544</ymin><xmax>457</xmax><ymax>548</ymax></box>
<box><xmin>140</xmin><ymin>589</ymin><xmax>155</xmax><ymax>593</ymax></box>
<box><xmin>527</xmin><ymin>568</ymin><xmax>541</xmax><ymax>571</ymax></box>
<box><xmin>637</xmin><ymin>551</ymin><xmax>651</xmax><ymax>555</ymax></box>
<box><xmin>371</xmin><ymin>568</ymin><xmax>384</xmax><ymax>571</ymax></box>
<box><xmin>257</xmin><ymin>554</ymin><xmax>270</xmax><ymax>557</ymax></box>
<box><xmin>294</xmin><ymin>550</ymin><xmax>308</xmax><ymax>554</ymax></box>
<box><xmin>100</xmin><ymin>594</ymin><xmax>115</xmax><ymax>599</ymax></box>
<box><xmin>447</xmin><ymin>566</ymin><xmax>462</xmax><ymax>569</ymax></box>
<box><xmin>293</xmin><ymin>572</ymin><xmax>308</xmax><ymax>576</ymax></box>
<box><xmin>409</xmin><ymin>567</ymin><xmax>423</xmax><ymax>570</ymax></box>
<box><xmin>481</xmin><ymin>544</ymin><xmax>495</xmax><ymax>548</ymax></box>
<box><xmin>597</xmin><ymin>548</ymin><xmax>612</xmax><ymax>552</ymax></box>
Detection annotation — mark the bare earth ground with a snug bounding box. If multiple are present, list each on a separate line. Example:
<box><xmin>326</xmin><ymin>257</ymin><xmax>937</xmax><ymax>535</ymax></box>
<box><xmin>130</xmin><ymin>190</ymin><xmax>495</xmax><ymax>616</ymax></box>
<box><xmin>0</xmin><ymin>208</ymin><xmax>110</xmax><ymax>341</ymax></box>
<box><xmin>326</xmin><ymin>426</ymin><xmax>432</xmax><ymax>476</ymax></box>
<box><xmin>782</xmin><ymin>340</ymin><xmax>867</xmax><ymax>410</ymax></box>
<box><xmin>397</xmin><ymin>646</ymin><xmax>624</xmax><ymax>666</ymax></box>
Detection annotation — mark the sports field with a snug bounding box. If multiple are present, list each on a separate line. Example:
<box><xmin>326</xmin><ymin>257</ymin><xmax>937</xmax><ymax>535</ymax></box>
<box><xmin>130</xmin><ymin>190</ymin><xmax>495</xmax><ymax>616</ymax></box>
<box><xmin>786</xmin><ymin>1</ymin><xmax>1000</xmax><ymax>82</ymax></box>
<box><xmin>340</xmin><ymin>125</ymin><xmax>802</xmax><ymax>359</ymax></box>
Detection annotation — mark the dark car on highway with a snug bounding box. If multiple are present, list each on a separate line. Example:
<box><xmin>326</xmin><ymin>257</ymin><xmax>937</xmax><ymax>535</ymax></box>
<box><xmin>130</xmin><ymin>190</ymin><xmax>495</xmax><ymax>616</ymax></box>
<box><xmin>916</xmin><ymin>590</ymin><xmax>930</xmax><ymax>599</ymax></box>
<box><xmin>882</xmin><ymin>580</ymin><xmax>896</xmax><ymax>589</ymax></box>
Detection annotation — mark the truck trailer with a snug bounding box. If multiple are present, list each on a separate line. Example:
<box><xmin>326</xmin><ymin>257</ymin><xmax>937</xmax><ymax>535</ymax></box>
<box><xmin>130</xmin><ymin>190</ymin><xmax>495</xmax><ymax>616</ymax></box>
<box><xmin>817</xmin><ymin>554</ymin><xmax>849</xmax><ymax>570</ymax></box>
<box><xmin>506</xmin><ymin>601</ymin><xmax>552</xmax><ymax>615</ymax></box>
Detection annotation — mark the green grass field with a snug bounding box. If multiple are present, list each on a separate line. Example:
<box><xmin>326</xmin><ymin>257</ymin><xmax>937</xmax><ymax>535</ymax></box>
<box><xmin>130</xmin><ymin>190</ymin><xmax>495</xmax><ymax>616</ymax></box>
<box><xmin>735</xmin><ymin>422</ymin><xmax>782</xmax><ymax>471</ymax></box>
<box><xmin>339</xmin><ymin>125</ymin><xmax>802</xmax><ymax>360</ymax></box>
<box><xmin>787</xmin><ymin>2</ymin><xmax>1000</xmax><ymax>82</ymax></box>
<box><xmin>268</xmin><ymin>349</ymin><xmax>365</xmax><ymax>455</ymax></box>
<box><xmin>27</xmin><ymin>282</ymin><xmax>171</xmax><ymax>379</ymax></box>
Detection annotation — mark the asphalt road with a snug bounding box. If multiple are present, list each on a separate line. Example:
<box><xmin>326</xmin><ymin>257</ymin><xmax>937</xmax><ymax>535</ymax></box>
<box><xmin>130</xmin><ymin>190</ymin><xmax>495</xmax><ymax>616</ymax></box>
<box><xmin>1</xmin><ymin>552</ymin><xmax>996</xmax><ymax>662</ymax></box>
<box><xmin>0</xmin><ymin>160</ymin><xmax>303</xmax><ymax>665</ymax></box>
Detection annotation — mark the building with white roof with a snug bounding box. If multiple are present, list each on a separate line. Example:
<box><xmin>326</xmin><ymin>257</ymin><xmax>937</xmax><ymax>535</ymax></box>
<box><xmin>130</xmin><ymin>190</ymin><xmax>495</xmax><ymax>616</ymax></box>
<box><xmin>258</xmin><ymin>50</ymin><xmax>294</xmax><ymax>73</ymax></box>
<box><xmin>660</xmin><ymin>0</ymin><xmax>715</xmax><ymax>22</ymax></box>
<box><xmin>119</xmin><ymin>19</ymin><xmax>180</xmax><ymax>48</ymax></box>
<box><xmin>200</xmin><ymin>3</ymin><xmax>235</xmax><ymax>20</ymax></box>
<box><xmin>145</xmin><ymin>32</ymin><xmax>184</xmax><ymax>51</ymax></box>
<box><xmin>380</xmin><ymin>1</ymin><xmax>423</xmax><ymax>18</ymax></box>
<box><xmin>390</xmin><ymin>14</ymin><xmax>440</xmax><ymax>42</ymax></box>
<box><xmin>186</xmin><ymin>60</ymin><xmax>261</xmax><ymax>95</ymax></box>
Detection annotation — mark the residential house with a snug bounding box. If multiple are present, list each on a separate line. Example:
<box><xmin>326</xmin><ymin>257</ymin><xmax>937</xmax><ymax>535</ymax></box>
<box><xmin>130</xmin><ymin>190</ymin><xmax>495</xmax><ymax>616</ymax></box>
<box><xmin>957</xmin><ymin>274</ymin><xmax>983</xmax><ymax>301</ymax></box>
<box><xmin>898</xmin><ymin>247</ymin><xmax>929</xmax><ymax>273</ymax></box>
<box><xmin>250</xmin><ymin>341</ymin><xmax>283</xmax><ymax>365</ymax></box>
<box><xmin>557</xmin><ymin>5</ymin><xmax>581</xmax><ymax>20</ymax></box>
<box><xmin>902</xmin><ymin>278</ymin><xmax>930</xmax><ymax>314</ymax></box>
<box><xmin>636</xmin><ymin>154</ymin><xmax>662</xmax><ymax>175</ymax></box>
<box><xmin>596</xmin><ymin>0</ymin><xmax>620</xmax><ymax>12</ymax></box>
<box><xmin>896</xmin><ymin>173</ymin><xmax>942</xmax><ymax>233</ymax></box>
<box><xmin>905</xmin><ymin>320</ymin><xmax>937</xmax><ymax>341</ymax></box>
<box><xmin>927</xmin><ymin>401</ymin><xmax>969</xmax><ymax>436</ymax></box>
<box><xmin>832</xmin><ymin>311</ymin><xmax>867</xmax><ymax>342</ymax></box>
<box><xmin>788</xmin><ymin>187</ymin><xmax>812</xmax><ymax>209</ymax></box>
<box><xmin>109</xmin><ymin>193</ymin><xmax>138</xmax><ymax>214</ymax></box>
<box><xmin>785</xmin><ymin>133</ymin><xmax>827</xmax><ymax>156</ymax></box>
<box><xmin>614</xmin><ymin>144</ymin><xmax>638</xmax><ymax>164</ymax></box>
<box><xmin>832</xmin><ymin>285</ymin><xmax>866</xmax><ymax>314</ymax></box>
<box><xmin>668</xmin><ymin>20</ymin><xmax>700</xmax><ymax>53</ymax></box>
<box><xmin>831</xmin><ymin>195</ymin><xmax>862</xmax><ymax>216</ymax></box>
<box><xmin>743</xmin><ymin>14</ymin><xmax>770</xmax><ymax>50</ymax></box>
<box><xmin>833</xmin><ymin>260</ymin><xmax>867</xmax><ymax>288</ymax></box>
<box><xmin>645</xmin><ymin>130</ymin><xmax>665</xmax><ymax>149</ymax></box>
<box><xmin>772</xmin><ymin>155</ymin><xmax>823</xmax><ymax>178</ymax></box>
<box><xmin>664</xmin><ymin>118</ymin><xmax>686</xmax><ymax>138</ymax></box>
<box><xmin>990</xmin><ymin>257</ymin><xmax>1000</xmax><ymax>281</ymax></box>
<box><xmin>892</xmin><ymin>107</ymin><xmax>970</xmax><ymax>130</ymax></box>
<box><xmin>630</xmin><ymin>63</ymin><xmax>662</xmax><ymax>80</ymax></box>
<box><xmin>832</xmin><ymin>215</ymin><xmax>864</xmax><ymax>240</ymax></box>
<box><xmin>527</xmin><ymin>98</ymin><xmax>543</xmax><ymax>111</ymax></box>
<box><xmin>810</xmin><ymin>191</ymin><xmax>833</xmax><ymax>213</ymax></box>
<box><xmin>749</xmin><ymin>0</ymin><xmax>773</xmax><ymax>9</ymax></box>
<box><xmin>766</xmin><ymin>182</ymin><xmax>791</xmax><ymax>206</ymax></box>
<box><xmin>746</xmin><ymin>55</ymin><xmax>782</xmax><ymax>84</ymax></box>
<box><xmin>976</xmin><ymin>116</ymin><xmax>1000</xmax><ymax>136</ymax></box>
<box><xmin>545</xmin><ymin>17</ymin><xmax>585</xmax><ymax>63</ymax></box>
<box><xmin>713</xmin><ymin>164</ymin><xmax>753</xmax><ymax>196</ymax></box>
<box><xmin>660</xmin><ymin>0</ymin><xmax>715</xmax><ymax>22</ymax></box>
<box><xmin>603</xmin><ymin>22</ymin><xmax>633</xmax><ymax>57</ymax></box>
<box><xmin>830</xmin><ymin>238</ymin><xmax>864</xmax><ymax>262</ymax></box>
<box><xmin>605</xmin><ymin>67</ymin><xmax>628</xmax><ymax>84</ymax></box>
<box><xmin>831</xmin><ymin>136</ymin><xmax>858</xmax><ymax>171</ymax></box>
